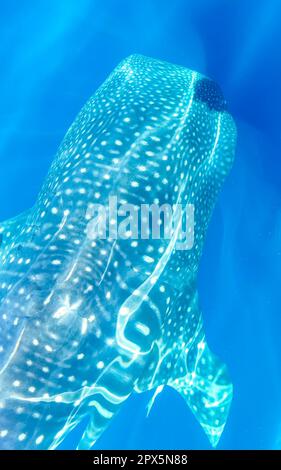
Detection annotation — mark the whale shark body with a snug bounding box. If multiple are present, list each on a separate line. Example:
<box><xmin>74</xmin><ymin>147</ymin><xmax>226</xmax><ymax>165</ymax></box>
<box><xmin>0</xmin><ymin>55</ymin><xmax>236</xmax><ymax>449</ymax></box>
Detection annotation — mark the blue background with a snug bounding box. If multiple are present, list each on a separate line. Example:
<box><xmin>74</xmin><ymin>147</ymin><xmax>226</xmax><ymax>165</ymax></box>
<box><xmin>0</xmin><ymin>0</ymin><xmax>280</xmax><ymax>450</ymax></box>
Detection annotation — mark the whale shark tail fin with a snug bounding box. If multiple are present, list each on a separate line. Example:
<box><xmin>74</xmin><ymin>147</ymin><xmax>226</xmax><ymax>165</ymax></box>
<box><xmin>169</xmin><ymin>343</ymin><xmax>233</xmax><ymax>448</ymax></box>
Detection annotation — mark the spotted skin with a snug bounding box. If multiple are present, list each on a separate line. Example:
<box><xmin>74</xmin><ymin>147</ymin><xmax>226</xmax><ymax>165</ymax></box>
<box><xmin>0</xmin><ymin>55</ymin><xmax>236</xmax><ymax>449</ymax></box>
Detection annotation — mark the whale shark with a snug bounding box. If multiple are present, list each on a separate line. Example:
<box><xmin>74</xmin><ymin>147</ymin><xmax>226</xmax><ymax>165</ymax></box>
<box><xmin>0</xmin><ymin>55</ymin><xmax>236</xmax><ymax>450</ymax></box>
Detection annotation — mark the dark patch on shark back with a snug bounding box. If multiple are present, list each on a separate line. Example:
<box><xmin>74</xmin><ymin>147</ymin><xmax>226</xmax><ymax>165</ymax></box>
<box><xmin>194</xmin><ymin>78</ymin><xmax>227</xmax><ymax>112</ymax></box>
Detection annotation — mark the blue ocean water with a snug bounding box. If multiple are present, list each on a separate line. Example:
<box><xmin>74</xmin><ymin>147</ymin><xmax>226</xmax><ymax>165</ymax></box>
<box><xmin>0</xmin><ymin>0</ymin><xmax>280</xmax><ymax>450</ymax></box>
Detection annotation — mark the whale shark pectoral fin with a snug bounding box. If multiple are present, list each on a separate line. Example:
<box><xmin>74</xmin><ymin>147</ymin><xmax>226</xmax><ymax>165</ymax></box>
<box><xmin>75</xmin><ymin>353</ymin><xmax>144</xmax><ymax>450</ymax></box>
<box><xmin>168</xmin><ymin>343</ymin><xmax>233</xmax><ymax>448</ymax></box>
<box><xmin>75</xmin><ymin>302</ymin><xmax>162</xmax><ymax>450</ymax></box>
<box><xmin>49</xmin><ymin>359</ymin><xmax>128</xmax><ymax>449</ymax></box>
